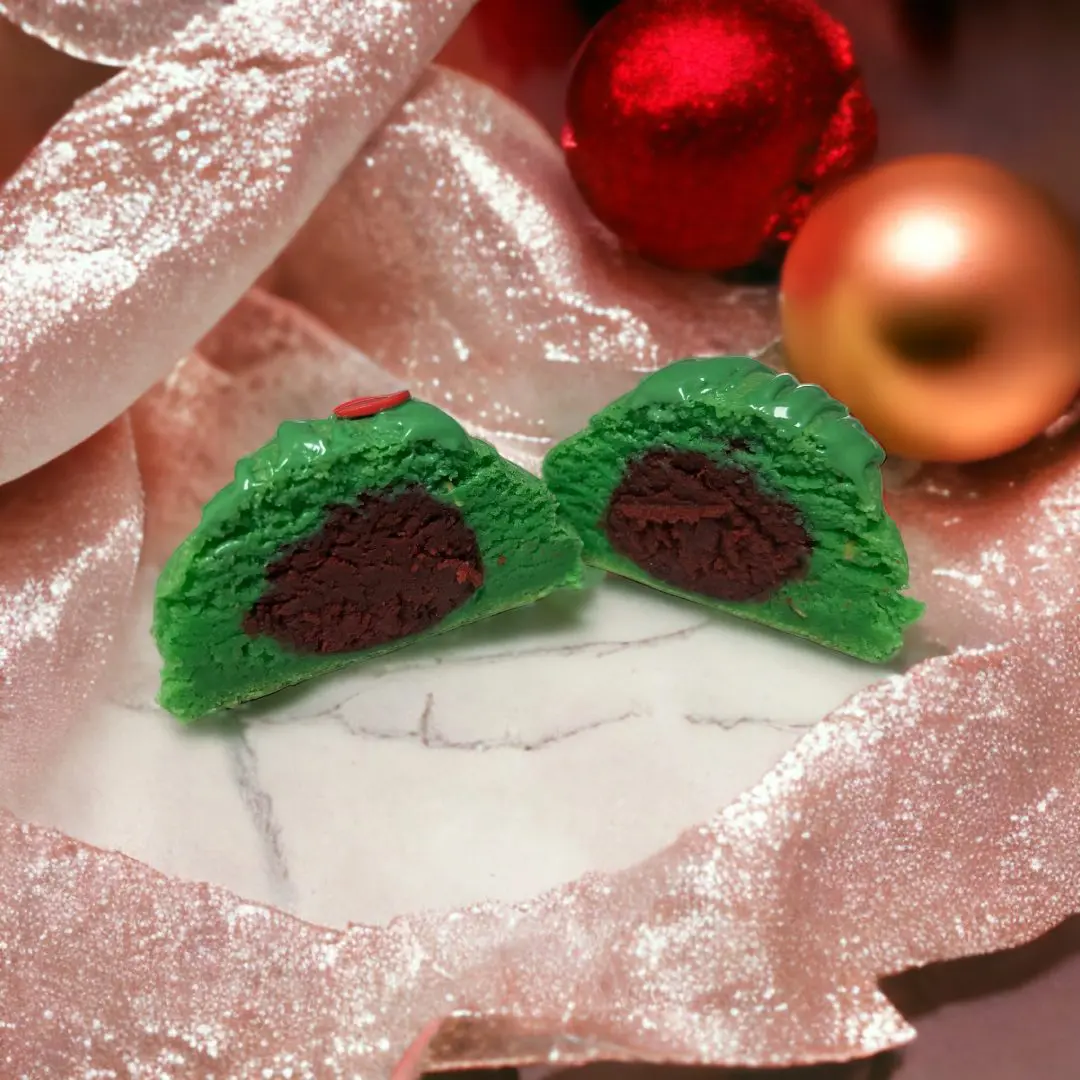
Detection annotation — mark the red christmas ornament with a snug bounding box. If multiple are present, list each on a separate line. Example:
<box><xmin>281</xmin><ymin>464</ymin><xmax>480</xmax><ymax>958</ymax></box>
<box><xmin>562</xmin><ymin>0</ymin><xmax>878</xmax><ymax>272</ymax></box>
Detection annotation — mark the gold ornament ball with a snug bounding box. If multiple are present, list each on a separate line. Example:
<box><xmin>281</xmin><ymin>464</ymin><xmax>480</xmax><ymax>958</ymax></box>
<box><xmin>780</xmin><ymin>154</ymin><xmax>1080</xmax><ymax>462</ymax></box>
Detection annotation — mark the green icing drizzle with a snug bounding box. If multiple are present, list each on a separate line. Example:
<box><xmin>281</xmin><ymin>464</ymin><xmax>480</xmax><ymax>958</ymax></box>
<box><xmin>201</xmin><ymin>400</ymin><xmax>474</xmax><ymax>530</ymax></box>
<box><xmin>620</xmin><ymin>356</ymin><xmax>885</xmax><ymax>505</ymax></box>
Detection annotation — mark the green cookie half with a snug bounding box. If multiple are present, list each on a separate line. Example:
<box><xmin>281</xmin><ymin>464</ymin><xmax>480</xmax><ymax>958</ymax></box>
<box><xmin>542</xmin><ymin>356</ymin><xmax>923</xmax><ymax>661</ymax></box>
<box><xmin>154</xmin><ymin>398</ymin><xmax>583</xmax><ymax>721</ymax></box>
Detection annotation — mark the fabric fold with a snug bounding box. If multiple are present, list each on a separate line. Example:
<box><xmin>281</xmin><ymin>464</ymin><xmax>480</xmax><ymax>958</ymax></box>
<box><xmin>0</xmin><ymin>0</ymin><xmax>477</xmax><ymax>486</ymax></box>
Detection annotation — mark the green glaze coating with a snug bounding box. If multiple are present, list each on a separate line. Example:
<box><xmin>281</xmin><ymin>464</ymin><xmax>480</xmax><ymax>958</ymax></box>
<box><xmin>542</xmin><ymin>356</ymin><xmax>923</xmax><ymax>662</ymax></box>
<box><xmin>618</xmin><ymin>356</ymin><xmax>884</xmax><ymax>505</ymax></box>
<box><xmin>203</xmin><ymin>400</ymin><xmax>474</xmax><ymax>528</ymax></box>
<box><xmin>155</xmin><ymin>399</ymin><xmax>583</xmax><ymax>722</ymax></box>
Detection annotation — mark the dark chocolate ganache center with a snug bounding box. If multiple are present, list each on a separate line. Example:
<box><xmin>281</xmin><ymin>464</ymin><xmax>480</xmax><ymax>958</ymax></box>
<box><xmin>243</xmin><ymin>486</ymin><xmax>483</xmax><ymax>654</ymax></box>
<box><xmin>604</xmin><ymin>448</ymin><xmax>811</xmax><ymax>602</ymax></box>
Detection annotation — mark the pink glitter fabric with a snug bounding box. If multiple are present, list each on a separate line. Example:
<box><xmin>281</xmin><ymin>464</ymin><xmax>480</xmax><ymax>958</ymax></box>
<box><xmin>0</xmin><ymin>19</ymin><xmax>112</xmax><ymax>180</ymax></box>
<box><xmin>0</xmin><ymin>0</ymin><xmax>227</xmax><ymax>64</ymax></box>
<box><xmin>4</xmin><ymin>620</ymin><xmax>1080</xmax><ymax>1075</ymax></box>
<box><xmin>890</xmin><ymin>425</ymin><xmax>1080</xmax><ymax>650</ymax></box>
<box><xmin>0</xmin><ymin>421</ymin><xmax>142</xmax><ymax>806</ymax></box>
<box><xmin>0</xmin><ymin>0</ymin><xmax>476</xmax><ymax>486</ymax></box>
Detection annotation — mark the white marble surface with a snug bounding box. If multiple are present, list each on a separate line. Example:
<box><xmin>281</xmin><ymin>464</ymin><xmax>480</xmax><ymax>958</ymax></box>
<box><xmin>19</xmin><ymin>570</ymin><xmax>892</xmax><ymax>930</ymax></box>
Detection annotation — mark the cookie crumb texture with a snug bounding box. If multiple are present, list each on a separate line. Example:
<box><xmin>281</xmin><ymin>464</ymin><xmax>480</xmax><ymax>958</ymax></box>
<box><xmin>154</xmin><ymin>401</ymin><xmax>582</xmax><ymax>722</ymax></box>
<box><xmin>543</xmin><ymin>356</ymin><xmax>923</xmax><ymax>662</ymax></box>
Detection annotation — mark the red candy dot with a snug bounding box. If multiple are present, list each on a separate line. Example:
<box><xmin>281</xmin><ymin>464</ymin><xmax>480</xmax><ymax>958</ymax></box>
<box><xmin>333</xmin><ymin>390</ymin><xmax>411</xmax><ymax>419</ymax></box>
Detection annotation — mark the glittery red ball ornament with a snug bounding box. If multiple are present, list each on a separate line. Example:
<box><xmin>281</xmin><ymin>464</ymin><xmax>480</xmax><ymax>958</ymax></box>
<box><xmin>562</xmin><ymin>0</ymin><xmax>878</xmax><ymax>272</ymax></box>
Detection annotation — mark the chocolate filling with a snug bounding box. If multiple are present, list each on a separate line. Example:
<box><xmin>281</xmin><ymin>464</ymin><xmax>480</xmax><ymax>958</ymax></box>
<box><xmin>244</xmin><ymin>486</ymin><xmax>483</xmax><ymax>654</ymax></box>
<box><xmin>604</xmin><ymin>448</ymin><xmax>811</xmax><ymax>602</ymax></box>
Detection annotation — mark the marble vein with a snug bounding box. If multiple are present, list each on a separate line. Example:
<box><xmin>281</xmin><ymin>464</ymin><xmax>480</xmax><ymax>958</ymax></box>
<box><xmin>258</xmin><ymin>619</ymin><xmax>715</xmax><ymax>724</ymax></box>
<box><xmin>332</xmin><ymin>691</ymin><xmax>640</xmax><ymax>752</ymax></box>
<box><xmin>684</xmin><ymin>713</ymin><xmax>821</xmax><ymax>734</ymax></box>
<box><xmin>229</xmin><ymin>729</ymin><xmax>294</xmax><ymax>909</ymax></box>
<box><xmin>350</xmin><ymin>619</ymin><xmax>715</xmax><ymax>680</ymax></box>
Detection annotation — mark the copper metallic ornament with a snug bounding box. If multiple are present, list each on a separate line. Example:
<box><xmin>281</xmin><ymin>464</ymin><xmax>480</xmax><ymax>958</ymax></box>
<box><xmin>781</xmin><ymin>154</ymin><xmax>1080</xmax><ymax>462</ymax></box>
